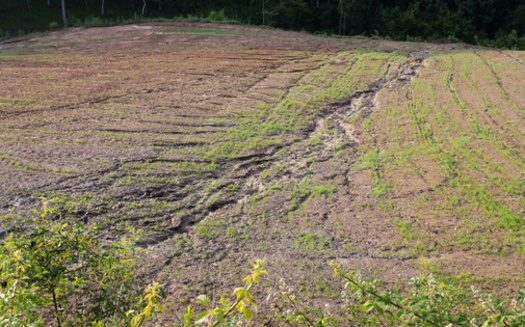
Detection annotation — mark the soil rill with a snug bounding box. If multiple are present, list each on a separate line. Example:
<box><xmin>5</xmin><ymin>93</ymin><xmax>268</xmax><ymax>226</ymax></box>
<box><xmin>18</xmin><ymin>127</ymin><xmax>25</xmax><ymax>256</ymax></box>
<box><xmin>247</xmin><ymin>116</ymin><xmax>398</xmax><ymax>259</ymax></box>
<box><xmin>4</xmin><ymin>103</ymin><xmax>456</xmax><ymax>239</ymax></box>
<box><xmin>2</xmin><ymin>22</ymin><xmax>525</xmax><ymax>323</ymax></box>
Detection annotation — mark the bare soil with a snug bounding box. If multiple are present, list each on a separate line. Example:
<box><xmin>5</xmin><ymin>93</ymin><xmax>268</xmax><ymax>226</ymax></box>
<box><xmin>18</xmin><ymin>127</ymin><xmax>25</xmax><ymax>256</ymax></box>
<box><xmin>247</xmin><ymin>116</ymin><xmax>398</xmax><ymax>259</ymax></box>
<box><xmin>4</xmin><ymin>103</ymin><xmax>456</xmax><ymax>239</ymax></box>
<box><xmin>1</xmin><ymin>22</ymin><xmax>524</xmax><ymax>325</ymax></box>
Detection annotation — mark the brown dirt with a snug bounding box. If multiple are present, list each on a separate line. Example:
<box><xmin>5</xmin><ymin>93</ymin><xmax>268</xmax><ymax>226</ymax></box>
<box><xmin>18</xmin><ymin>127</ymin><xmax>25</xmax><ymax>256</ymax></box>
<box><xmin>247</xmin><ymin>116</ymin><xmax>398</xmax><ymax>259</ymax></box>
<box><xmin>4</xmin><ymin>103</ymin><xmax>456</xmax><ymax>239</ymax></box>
<box><xmin>1</xmin><ymin>22</ymin><xmax>523</xmax><ymax>325</ymax></box>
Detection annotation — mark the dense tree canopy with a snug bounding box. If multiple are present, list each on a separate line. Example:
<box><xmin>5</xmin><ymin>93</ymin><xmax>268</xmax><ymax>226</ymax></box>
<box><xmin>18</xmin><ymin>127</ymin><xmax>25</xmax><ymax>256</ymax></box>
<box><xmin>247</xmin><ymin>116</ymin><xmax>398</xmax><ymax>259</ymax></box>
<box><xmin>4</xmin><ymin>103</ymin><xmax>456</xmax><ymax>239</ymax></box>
<box><xmin>2</xmin><ymin>0</ymin><xmax>525</xmax><ymax>49</ymax></box>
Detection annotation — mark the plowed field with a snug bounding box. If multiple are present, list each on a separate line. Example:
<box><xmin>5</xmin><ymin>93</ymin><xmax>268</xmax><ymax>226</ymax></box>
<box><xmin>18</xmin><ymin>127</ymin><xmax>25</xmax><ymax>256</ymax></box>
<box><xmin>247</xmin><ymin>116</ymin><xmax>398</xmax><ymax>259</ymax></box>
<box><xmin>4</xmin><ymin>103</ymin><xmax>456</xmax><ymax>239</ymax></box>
<box><xmin>2</xmin><ymin>22</ymin><xmax>525</xmax><ymax>323</ymax></box>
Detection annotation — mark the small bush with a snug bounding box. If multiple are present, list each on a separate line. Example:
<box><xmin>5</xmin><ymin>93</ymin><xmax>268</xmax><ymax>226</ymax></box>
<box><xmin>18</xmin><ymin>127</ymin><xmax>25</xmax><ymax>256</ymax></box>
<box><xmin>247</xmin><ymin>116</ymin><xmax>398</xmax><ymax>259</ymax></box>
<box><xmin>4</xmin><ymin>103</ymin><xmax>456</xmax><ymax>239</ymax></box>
<box><xmin>0</xmin><ymin>29</ymin><xmax>9</xmax><ymax>41</ymax></box>
<box><xmin>83</xmin><ymin>16</ymin><xmax>107</xmax><ymax>27</ymax></box>
<box><xmin>207</xmin><ymin>9</ymin><xmax>226</xmax><ymax>22</ymax></box>
<box><xmin>0</xmin><ymin>199</ymin><xmax>147</xmax><ymax>326</ymax></box>
<box><xmin>267</xmin><ymin>262</ymin><xmax>525</xmax><ymax>326</ymax></box>
<box><xmin>49</xmin><ymin>21</ymin><xmax>59</xmax><ymax>30</ymax></box>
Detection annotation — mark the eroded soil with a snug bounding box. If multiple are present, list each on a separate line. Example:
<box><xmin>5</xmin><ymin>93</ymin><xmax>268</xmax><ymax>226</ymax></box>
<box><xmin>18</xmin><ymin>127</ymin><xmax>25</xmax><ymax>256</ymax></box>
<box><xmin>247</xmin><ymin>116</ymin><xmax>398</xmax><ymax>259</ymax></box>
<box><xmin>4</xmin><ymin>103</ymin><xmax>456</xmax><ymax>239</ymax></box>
<box><xmin>2</xmin><ymin>22</ymin><xmax>525</xmax><ymax>324</ymax></box>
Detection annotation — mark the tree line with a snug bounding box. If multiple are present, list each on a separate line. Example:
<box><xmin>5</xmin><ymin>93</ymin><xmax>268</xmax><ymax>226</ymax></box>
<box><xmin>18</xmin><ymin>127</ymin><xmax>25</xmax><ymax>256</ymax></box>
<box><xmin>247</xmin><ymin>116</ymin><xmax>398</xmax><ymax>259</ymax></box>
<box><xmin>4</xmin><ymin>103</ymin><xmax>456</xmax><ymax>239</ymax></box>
<box><xmin>2</xmin><ymin>0</ymin><xmax>525</xmax><ymax>50</ymax></box>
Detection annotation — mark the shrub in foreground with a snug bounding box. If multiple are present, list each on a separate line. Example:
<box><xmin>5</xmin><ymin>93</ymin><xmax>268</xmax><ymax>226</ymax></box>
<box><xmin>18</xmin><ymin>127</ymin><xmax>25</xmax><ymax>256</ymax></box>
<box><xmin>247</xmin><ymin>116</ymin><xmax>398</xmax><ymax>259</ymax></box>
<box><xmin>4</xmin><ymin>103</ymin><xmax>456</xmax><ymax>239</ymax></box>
<box><xmin>265</xmin><ymin>263</ymin><xmax>525</xmax><ymax>326</ymax></box>
<box><xmin>0</xmin><ymin>199</ymin><xmax>145</xmax><ymax>326</ymax></box>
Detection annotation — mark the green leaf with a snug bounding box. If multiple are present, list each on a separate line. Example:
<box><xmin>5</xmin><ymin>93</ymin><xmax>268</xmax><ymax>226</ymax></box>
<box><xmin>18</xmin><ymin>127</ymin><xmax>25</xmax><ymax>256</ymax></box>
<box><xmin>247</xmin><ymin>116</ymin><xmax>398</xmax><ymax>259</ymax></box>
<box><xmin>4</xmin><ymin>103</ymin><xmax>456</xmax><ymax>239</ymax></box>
<box><xmin>213</xmin><ymin>310</ymin><xmax>225</xmax><ymax>323</ymax></box>
<box><xmin>243</xmin><ymin>307</ymin><xmax>252</xmax><ymax>321</ymax></box>
<box><xmin>154</xmin><ymin>303</ymin><xmax>164</xmax><ymax>313</ymax></box>
<box><xmin>363</xmin><ymin>300</ymin><xmax>375</xmax><ymax>312</ymax></box>
<box><xmin>237</xmin><ymin>301</ymin><xmax>246</xmax><ymax>314</ymax></box>
<box><xmin>234</xmin><ymin>287</ymin><xmax>245</xmax><ymax>302</ymax></box>
<box><xmin>144</xmin><ymin>305</ymin><xmax>152</xmax><ymax>317</ymax></box>
<box><xmin>195</xmin><ymin>312</ymin><xmax>211</xmax><ymax>324</ymax></box>
<box><xmin>196</xmin><ymin>295</ymin><xmax>211</xmax><ymax>307</ymax></box>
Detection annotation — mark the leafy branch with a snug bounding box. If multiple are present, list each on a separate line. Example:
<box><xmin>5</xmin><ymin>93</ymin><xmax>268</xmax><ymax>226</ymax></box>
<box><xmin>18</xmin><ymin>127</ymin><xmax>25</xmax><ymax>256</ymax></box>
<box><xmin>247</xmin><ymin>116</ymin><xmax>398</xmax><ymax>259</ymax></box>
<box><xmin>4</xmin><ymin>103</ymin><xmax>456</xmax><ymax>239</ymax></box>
<box><xmin>194</xmin><ymin>259</ymin><xmax>268</xmax><ymax>326</ymax></box>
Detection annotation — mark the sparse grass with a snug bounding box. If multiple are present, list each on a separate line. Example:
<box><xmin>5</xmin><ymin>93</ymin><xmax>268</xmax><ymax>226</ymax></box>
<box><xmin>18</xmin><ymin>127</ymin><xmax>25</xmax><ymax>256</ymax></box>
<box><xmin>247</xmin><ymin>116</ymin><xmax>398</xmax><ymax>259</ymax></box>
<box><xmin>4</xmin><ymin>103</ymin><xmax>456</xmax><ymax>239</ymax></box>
<box><xmin>360</xmin><ymin>50</ymin><xmax>525</xmax><ymax>255</ymax></box>
<box><xmin>294</xmin><ymin>232</ymin><xmax>329</xmax><ymax>253</ymax></box>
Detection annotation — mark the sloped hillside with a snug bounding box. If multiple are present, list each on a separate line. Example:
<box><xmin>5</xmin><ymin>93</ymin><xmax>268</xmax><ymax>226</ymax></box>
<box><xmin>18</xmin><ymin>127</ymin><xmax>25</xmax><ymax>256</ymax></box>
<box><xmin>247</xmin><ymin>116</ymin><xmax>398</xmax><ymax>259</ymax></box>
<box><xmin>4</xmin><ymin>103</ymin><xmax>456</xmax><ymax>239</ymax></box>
<box><xmin>1</xmin><ymin>22</ymin><xmax>524</xmax><ymax>323</ymax></box>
